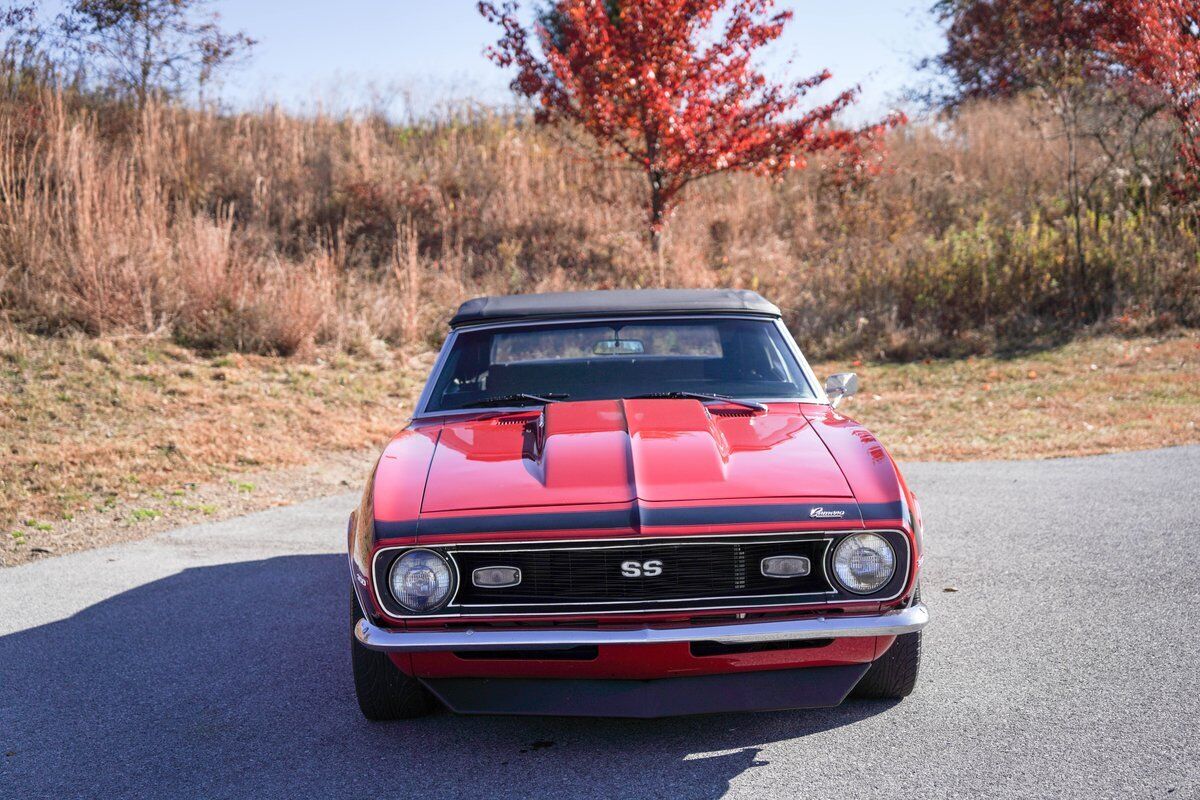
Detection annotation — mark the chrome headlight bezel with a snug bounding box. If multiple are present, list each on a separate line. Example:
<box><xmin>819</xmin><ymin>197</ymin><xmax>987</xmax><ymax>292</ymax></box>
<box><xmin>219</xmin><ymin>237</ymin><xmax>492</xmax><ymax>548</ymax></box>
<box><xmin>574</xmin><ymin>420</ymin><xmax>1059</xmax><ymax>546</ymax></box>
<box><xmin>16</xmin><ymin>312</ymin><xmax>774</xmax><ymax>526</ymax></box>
<box><xmin>388</xmin><ymin>548</ymin><xmax>457</xmax><ymax>613</ymax></box>
<box><xmin>831</xmin><ymin>532</ymin><xmax>897</xmax><ymax>595</ymax></box>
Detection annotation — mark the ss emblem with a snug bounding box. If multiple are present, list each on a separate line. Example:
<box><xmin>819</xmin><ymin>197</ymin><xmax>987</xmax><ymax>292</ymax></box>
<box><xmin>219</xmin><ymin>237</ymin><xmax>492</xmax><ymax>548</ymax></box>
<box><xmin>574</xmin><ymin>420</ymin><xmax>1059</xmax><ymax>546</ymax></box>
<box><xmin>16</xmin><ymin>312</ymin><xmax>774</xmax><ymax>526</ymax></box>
<box><xmin>620</xmin><ymin>559</ymin><xmax>663</xmax><ymax>578</ymax></box>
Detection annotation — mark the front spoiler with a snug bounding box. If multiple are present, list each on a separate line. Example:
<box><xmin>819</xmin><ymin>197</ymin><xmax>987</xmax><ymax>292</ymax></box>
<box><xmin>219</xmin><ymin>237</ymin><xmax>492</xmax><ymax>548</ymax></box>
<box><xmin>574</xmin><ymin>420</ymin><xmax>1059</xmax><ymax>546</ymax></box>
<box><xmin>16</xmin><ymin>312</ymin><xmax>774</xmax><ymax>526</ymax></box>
<box><xmin>420</xmin><ymin>664</ymin><xmax>872</xmax><ymax>717</ymax></box>
<box><xmin>354</xmin><ymin>603</ymin><xmax>928</xmax><ymax>653</ymax></box>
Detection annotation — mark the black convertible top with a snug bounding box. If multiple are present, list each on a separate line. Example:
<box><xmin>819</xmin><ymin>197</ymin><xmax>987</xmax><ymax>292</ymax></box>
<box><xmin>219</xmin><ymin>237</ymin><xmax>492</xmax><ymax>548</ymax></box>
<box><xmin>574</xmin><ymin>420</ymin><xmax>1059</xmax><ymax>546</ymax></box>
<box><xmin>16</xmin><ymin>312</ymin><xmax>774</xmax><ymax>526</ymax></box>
<box><xmin>449</xmin><ymin>289</ymin><xmax>780</xmax><ymax>328</ymax></box>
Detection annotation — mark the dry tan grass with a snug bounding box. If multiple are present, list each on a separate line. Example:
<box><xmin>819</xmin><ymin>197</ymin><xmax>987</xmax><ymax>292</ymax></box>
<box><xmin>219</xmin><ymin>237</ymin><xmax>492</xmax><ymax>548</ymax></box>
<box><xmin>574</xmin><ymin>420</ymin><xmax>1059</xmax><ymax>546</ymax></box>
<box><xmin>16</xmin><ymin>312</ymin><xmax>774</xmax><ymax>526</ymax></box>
<box><xmin>1</xmin><ymin>88</ymin><xmax>1196</xmax><ymax>359</ymax></box>
<box><xmin>0</xmin><ymin>325</ymin><xmax>433</xmax><ymax>564</ymax></box>
<box><xmin>826</xmin><ymin>332</ymin><xmax>1200</xmax><ymax>460</ymax></box>
<box><xmin>3</xmin><ymin>327</ymin><xmax>1197</xmax><ymax>567</ymax></box>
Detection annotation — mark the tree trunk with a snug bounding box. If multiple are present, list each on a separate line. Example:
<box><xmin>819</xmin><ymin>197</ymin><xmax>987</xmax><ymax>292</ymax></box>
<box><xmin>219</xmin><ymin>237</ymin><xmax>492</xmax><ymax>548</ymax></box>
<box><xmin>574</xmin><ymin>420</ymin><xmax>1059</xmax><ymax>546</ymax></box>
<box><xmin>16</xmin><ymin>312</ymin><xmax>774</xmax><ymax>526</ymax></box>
<box><xmin>1062</xmin><ymin>91</ymin><xmax>1088</xmax><ymax>318</ymax></box>
<box><xmin>138</xmin><ymin>24</ymin><xmax>153</xmax><ymax>115</ymax></box>
<box><xmin>648</xmin><ymin>173</ymin><xmax>666</xmax><ymax>256</ymax></box>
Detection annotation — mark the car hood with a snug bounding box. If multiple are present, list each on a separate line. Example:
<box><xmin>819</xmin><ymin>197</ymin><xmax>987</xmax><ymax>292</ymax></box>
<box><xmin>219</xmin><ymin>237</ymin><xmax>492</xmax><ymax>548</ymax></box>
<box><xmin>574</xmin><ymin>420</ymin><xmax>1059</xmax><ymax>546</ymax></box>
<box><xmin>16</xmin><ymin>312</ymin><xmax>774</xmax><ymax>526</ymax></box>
<box><xmin>419</xmin><ymin>399</ymin><xmax>853</xmax><ymax>514</ymax></box>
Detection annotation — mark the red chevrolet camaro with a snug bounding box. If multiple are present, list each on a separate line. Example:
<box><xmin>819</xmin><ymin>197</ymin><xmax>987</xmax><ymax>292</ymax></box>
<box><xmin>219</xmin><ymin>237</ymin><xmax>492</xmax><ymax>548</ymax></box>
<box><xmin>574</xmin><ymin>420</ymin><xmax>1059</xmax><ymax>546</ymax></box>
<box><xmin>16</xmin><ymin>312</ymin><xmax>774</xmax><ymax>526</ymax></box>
<box><xmin>347</xmin><ymin>289</ymin><xmax>928</xmax><ymax>718</ymax></box>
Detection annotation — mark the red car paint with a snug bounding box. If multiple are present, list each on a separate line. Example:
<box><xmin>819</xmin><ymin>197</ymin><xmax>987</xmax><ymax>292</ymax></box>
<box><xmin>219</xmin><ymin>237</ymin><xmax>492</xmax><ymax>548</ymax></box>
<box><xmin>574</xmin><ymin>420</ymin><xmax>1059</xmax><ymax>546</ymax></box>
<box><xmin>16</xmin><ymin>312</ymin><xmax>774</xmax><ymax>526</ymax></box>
<box><xmin>351</xmin><ymin>398</ymin><xmax>922</xmax><ymax>681</ymax></box>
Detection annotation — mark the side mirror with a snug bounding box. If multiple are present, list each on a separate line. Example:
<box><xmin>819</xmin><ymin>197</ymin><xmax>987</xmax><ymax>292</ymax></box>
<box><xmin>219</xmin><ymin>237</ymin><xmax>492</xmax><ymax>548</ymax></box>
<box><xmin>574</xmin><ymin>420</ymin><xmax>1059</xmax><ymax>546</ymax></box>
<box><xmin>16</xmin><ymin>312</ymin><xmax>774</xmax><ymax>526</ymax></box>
<box><xmin>824</xmin><ymin>373</ymin><xmax>859</xmax><ymax>408</ymax></box>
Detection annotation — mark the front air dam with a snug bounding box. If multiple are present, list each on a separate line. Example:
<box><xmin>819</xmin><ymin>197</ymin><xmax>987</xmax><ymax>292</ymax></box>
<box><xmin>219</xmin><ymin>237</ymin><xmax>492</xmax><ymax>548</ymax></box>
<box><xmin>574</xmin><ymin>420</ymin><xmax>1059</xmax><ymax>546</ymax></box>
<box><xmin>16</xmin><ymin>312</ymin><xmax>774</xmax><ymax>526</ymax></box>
<box><xmin>419</xmin><ymin>664</ymin><xmax>871</xmax><ymax>718</ymax></box>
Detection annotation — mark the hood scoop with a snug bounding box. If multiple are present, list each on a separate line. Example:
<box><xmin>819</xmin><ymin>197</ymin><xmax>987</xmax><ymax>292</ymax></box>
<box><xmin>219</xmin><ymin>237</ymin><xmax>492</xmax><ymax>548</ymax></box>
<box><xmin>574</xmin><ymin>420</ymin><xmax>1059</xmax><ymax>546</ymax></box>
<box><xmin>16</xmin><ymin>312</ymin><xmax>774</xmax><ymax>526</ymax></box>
<box><xmin>494</xmin><ymin>416</ymin><xmax>535</xmax><ymax>426</ymax></box>
<box><xmin>708</xmin><ymin>407</ymin><xmax>756</xmax><ymax>418</ymax></box>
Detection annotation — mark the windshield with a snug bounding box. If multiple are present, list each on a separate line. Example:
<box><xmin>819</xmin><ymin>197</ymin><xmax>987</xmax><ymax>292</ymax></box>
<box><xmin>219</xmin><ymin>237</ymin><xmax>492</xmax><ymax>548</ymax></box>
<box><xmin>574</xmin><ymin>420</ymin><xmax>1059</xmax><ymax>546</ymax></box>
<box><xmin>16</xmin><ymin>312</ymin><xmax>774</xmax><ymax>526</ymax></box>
<box><xmin>422</xmin><ymin>317</ymin><xmax>816</xmax><ymax>412</ymax></box>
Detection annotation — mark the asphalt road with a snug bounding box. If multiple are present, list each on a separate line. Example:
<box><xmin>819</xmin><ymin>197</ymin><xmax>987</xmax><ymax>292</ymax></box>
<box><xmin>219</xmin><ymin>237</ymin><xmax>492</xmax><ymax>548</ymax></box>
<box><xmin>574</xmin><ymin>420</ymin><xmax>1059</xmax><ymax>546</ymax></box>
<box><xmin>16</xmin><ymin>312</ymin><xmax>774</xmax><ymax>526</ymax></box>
<box><xmin>2</xmin><ymin>446</ymin><xmax>1198</xmax><ymax>800</ymax></box>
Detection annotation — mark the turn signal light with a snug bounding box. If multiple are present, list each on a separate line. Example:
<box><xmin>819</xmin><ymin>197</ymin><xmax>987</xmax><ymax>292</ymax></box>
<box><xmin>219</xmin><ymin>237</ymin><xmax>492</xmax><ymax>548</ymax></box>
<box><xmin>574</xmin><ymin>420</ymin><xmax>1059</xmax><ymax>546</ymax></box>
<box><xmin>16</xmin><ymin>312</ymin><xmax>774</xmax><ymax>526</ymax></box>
<box><xmin>760</xmin><ymin>555</ymin><xmax>811</xmax><ymax>578</ymax></box>
<box><xmin>472</xmin><ymin>566</ymin><xmax>522</xmax><ymax>588</ymax></box>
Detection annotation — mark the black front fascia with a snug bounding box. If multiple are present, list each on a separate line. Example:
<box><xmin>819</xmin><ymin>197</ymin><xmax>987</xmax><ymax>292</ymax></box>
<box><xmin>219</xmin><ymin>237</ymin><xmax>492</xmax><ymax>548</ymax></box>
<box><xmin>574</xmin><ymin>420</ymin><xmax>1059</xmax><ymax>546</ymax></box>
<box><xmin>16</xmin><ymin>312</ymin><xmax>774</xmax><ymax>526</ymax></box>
<box><xmin>371</xmin><ymin>530</ymin><xmax>910</xmax><ymax>618</ymax></box>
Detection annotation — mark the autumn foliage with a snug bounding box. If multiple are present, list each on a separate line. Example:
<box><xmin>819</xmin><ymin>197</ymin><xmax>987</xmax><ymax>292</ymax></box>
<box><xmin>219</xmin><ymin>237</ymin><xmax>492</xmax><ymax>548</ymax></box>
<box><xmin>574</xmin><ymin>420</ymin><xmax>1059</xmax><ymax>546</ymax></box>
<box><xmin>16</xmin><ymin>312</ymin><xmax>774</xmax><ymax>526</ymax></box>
<box><xmin>1102</xmin><ymin>1</ymin><xmax>1200</xmax><ymax>187</ymax></box>
<box><xmin>478</xmin><ymin>0</ymin><xmax>903</xmax><ymax>249</ymax></box>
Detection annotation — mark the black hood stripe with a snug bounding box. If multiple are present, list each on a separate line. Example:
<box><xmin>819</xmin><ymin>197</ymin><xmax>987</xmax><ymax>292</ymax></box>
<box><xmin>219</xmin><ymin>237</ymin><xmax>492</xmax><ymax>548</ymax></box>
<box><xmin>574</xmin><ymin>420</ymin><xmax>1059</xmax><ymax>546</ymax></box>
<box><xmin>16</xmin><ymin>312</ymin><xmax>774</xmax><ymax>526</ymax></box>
<box><xmin>398</xmin><ymin>507</ymin><xmax>639</xmax><ymax>538</ymax></box>
<box><xmin>373</xmin><ymin>500</ymin><xmax>906</xmax><ymax>540</ymax></box>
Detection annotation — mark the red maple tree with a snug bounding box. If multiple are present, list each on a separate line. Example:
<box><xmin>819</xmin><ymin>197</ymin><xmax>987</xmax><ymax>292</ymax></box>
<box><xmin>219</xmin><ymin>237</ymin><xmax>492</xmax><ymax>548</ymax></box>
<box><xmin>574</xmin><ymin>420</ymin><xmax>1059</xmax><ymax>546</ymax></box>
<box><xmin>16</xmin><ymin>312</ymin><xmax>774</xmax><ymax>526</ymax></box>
<box><xmin>1103</xmin><ymin>1</ymin><xmax>1200</xmax><ymax>189</ymax></box>
<box><xmin>478</xmin><ymin>0</ymin><xmax>903</xmax><ymax>251</ymax></box>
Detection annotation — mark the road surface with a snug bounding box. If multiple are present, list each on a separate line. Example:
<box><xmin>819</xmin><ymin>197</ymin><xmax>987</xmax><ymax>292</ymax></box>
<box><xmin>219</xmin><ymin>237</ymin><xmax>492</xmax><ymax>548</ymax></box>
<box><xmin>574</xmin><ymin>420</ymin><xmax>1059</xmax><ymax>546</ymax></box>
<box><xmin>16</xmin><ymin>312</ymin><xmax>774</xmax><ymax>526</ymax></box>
<box><xmin>1</xmin><ymin>447</ymin><xmax>1197</xmax><ymax>799</ymax></box>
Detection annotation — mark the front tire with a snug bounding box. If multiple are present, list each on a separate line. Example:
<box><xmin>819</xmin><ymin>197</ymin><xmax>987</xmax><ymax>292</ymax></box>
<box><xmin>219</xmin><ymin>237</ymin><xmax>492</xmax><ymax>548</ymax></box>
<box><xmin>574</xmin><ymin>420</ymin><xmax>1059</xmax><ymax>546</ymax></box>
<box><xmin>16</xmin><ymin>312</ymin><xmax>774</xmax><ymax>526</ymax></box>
<box><xmin>351</xmin><ymin>592</ymin><xmax>435</xmax><ymax>720</ymax></box>
<box><xmin>852</xmin><ymin>629</ymin><xmax>922</xmax><ymax>699</ymax></box>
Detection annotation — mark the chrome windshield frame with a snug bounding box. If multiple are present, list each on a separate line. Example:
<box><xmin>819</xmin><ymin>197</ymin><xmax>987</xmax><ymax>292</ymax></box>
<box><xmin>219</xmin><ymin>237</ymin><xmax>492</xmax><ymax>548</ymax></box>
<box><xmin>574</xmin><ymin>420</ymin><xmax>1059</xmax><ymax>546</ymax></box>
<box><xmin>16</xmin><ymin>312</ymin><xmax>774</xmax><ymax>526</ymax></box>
<box><xmin>411</xmin><ymin>313</ymin><xmax>830</xmax><ymax>420</ymax></box>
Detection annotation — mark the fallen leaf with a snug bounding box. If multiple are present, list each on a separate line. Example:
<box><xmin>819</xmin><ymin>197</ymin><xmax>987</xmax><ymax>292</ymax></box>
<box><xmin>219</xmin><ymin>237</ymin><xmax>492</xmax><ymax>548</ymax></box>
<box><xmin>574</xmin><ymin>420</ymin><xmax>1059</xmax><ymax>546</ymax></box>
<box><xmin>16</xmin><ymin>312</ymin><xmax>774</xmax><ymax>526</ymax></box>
<box><xmin>943</xmin><ymin>586</ymin><xmax>959</xmax><ymax>593</ymax></box>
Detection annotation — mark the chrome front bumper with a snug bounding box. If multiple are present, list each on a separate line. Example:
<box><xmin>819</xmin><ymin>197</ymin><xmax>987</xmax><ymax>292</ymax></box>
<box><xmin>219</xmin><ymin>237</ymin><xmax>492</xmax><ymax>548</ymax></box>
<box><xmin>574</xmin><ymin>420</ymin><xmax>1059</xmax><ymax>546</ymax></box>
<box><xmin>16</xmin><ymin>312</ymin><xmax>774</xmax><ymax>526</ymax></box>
<box><xmin>355</xmin><ymin>603</ymin><xmax>928</xmax><ymax>653</ymax></box>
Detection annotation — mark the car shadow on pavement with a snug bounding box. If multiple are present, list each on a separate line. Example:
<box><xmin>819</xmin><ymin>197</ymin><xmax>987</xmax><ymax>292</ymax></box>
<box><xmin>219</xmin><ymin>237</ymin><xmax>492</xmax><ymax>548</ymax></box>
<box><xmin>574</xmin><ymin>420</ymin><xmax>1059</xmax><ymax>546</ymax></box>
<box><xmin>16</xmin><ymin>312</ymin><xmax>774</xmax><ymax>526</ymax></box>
<box><xmin>0</xmin><ymin>554</ymin><xmax>897</xmax><ymax>800</ymax></box>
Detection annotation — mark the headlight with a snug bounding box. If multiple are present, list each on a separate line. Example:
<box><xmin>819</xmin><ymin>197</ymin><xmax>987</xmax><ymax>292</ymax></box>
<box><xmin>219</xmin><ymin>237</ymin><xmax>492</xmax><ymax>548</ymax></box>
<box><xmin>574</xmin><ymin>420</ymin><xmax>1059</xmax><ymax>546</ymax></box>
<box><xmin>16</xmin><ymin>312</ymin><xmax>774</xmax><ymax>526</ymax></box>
<box><xmin>832</xmin><ymin>533</ymin><xmax>896</xmax><ymax>594</ymax></box>
<box><xmin>389</xmin><ymin>549</ymin><xmax>455</xmax><ymax>612</ymax></box>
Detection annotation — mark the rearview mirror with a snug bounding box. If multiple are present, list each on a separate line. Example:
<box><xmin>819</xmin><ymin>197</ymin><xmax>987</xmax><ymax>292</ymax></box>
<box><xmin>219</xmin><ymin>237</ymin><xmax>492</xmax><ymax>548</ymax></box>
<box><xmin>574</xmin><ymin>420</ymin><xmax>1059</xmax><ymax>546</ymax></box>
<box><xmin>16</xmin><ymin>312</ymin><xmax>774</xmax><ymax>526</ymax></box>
<box><xmin>593</xmin><ymin>339</ymin><xmax>644</xmax><ymax>356</ymax></box>
<box><xmin>824</xmin><ymin>373</ymin><xmax>859</xmax><ymax>408</ymax></box>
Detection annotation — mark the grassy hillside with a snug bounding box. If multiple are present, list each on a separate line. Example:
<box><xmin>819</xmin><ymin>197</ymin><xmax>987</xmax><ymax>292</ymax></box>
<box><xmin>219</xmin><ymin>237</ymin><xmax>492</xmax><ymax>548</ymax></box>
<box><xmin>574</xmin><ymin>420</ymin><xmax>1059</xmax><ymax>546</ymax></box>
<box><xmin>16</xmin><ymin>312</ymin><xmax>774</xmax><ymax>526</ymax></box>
<box><xmin>1</xmin><ymin>89</ymin><xmax>1197</xmax><ymax>360</ymax></box>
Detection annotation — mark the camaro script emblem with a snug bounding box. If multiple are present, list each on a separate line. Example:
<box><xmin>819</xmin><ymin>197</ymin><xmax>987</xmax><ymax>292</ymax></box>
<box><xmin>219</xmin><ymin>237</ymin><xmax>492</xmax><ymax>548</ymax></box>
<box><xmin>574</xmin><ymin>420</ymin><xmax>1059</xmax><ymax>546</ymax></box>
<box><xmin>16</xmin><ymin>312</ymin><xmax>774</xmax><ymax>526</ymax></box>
<box><xmin>809</xmin><ymin>506</ymin><xmax>846</xmax><ymax>519</ymax></box>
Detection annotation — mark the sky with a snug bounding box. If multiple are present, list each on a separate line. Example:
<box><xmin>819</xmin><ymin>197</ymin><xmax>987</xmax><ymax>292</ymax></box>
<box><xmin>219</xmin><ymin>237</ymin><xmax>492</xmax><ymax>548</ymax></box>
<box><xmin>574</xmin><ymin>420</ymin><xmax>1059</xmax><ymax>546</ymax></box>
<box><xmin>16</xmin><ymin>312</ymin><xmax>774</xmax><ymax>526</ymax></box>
<box><xmin>205</xmin><ymin>1</ymin><xmax>946</xmax><ymax>123</ymax></box>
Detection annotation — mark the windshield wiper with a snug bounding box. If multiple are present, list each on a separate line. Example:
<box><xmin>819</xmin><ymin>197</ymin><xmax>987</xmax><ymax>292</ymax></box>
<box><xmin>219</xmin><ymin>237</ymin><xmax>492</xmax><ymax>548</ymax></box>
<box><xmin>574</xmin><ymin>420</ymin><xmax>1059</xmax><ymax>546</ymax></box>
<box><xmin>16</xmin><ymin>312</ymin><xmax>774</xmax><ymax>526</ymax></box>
<box><xmin>465</xmin><ymin>392</ymin><xmax>570</xmax><ymax>409</ymax></box>
<box><xmin>626</xmin><ymin>391</ymin><xmax>766</xmax><ymax>412</ymax></box>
